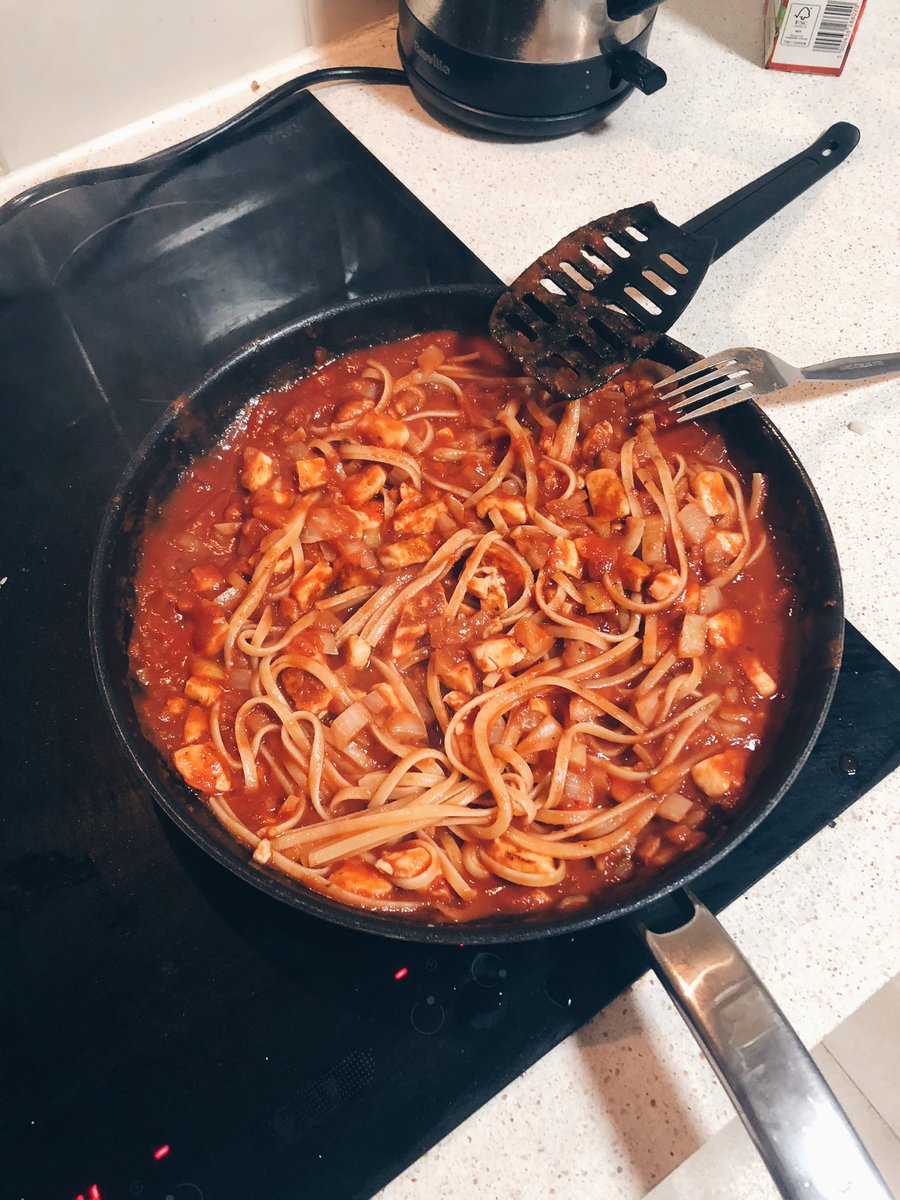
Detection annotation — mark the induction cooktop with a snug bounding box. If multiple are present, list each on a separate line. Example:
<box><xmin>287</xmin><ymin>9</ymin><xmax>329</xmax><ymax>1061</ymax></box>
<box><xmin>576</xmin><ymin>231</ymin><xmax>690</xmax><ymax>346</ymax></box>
<box><xmin>2</xmin><ymin>91</ymin><xmax>899</xmax><ymax>1200</ymax></box>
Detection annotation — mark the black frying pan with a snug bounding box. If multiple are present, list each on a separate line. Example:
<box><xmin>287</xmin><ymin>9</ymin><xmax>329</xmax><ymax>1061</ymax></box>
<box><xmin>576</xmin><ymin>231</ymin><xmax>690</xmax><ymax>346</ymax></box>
<box><xmin>89</xmin><ymin>284</ymin><xmax>888</xmax><ymax>1200</ymax></box>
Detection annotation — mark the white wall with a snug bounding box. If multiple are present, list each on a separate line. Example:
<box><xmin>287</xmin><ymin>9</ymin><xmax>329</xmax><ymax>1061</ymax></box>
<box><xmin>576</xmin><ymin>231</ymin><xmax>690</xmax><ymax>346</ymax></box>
<box><xmin>0</xmin><ymin>0</ymin><xmax>394</xmax><ymax>172</ymax></box>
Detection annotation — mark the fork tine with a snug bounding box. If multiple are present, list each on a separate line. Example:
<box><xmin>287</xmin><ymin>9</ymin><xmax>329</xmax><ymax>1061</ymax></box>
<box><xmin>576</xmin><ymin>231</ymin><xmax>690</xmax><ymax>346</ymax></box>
<box><xmin>664</xmin><ymin>368</ymin><xmax>750</xmax><ymax>405</ymax></box>
<box><xmin>653</xmin><ymin>353</ymin><xmax>739</xmax><ymax>393</ymax></box>
<box><xmin>675</xmin><ymin>385</ymin><xmax>757</xmax><ymax>423</ymax></box>
<box><xmin>666</xmin><ymin>372</ymin><xmax>752</xmax><ymax>412</ymax></box>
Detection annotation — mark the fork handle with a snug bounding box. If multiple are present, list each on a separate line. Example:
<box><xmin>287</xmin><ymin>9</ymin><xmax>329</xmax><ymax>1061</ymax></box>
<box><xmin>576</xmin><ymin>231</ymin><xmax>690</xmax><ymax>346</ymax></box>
<box><xmin>801</xmin><ymin>352</ymin><xmax>900</xmax><ymax>382</ymax></box>
<box><xmin>682</xmin><ymin>123</ymin><xmax>860</xmax><ymax>261</ymax></box>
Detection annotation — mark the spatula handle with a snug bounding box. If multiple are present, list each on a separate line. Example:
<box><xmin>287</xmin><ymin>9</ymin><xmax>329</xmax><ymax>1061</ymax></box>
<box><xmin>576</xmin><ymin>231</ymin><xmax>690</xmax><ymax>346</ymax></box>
<box><xmin>681</xmin><ymin>122</ymin><xmax>860</xmax><ymax>262</ymax></box>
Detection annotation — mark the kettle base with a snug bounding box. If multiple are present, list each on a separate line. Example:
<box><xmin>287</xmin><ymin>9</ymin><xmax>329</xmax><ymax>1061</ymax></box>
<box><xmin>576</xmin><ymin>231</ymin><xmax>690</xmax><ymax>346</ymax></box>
<box><xmin>399</xmin><ymin>43</ymin><xmax>637</xmax><ymax>140</ymax></box>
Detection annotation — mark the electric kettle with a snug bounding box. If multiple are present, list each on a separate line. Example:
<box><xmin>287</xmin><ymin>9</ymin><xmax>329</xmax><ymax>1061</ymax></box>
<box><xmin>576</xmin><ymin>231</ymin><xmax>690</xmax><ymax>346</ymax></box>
<box><xmin>398</xmin><ymin>0</ymin><xmax>667</xmax><ymax>137</ymax></box>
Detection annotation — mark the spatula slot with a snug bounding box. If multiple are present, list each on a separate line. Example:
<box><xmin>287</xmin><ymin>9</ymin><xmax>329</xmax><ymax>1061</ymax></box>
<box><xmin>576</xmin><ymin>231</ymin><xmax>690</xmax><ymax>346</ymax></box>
<box><xmin>624</xmin><ymin>286</ymin><xmax>663</xmax><ymax>316</ymax></box>
<box><xmin>505</xmin><ymin>311</ymin><xmax>539</xmax><ymax>342</ymax></box>
<box><xmin>522</xmin><ymin>292</ymin><xmax>559</xmax><ymax>326</ymax></box>
<box><xmin>603</xmin><ymin>236</ymin><xmax>631</xmax><ymax>259</ymax></box>
<box><xmin>625</xmin><ymin>225</ymin><xmax>649</xmax><ymax>242</ymax></box>
<box><xmin>566</xmin><ymin>335</ymin><xmax>607</xmax><ymax>366</ymax></box>
<box><xmin>580</xmin><ymin>246</ymin><xmax>612</xmax><ymax>275</ymax></box>
<box><xmin>659</xmin><ymin>252</ymin><xmax>688</xmax><ymax>275</ymax></box>
<box><xmin>559</xmin><ymin>261</ymin><xmax>594</xmax><ymax>291</ymax></box>
<box><xmin>587</xmin><ymin>314</ymin><xmax>626</xmax><ymax>343</ymax></box>
<box><xmin>540</xmin><ymin>353</ymin><xmax>583</xmax><ymax>387</ymax></box>
<box><xmin>642</xmin><ymin>269</ymin><xmax>676</xmax><ymax>296</ymax></box>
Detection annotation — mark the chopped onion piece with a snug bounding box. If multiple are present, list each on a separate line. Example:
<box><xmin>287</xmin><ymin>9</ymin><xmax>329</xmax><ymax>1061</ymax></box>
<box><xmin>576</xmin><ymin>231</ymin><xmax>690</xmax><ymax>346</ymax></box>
<box><xmin>679</xmin><ymin>613</ymin><xmax>708</xmax><ymax>658</ymax></box>
<box><xmin>570</xmin><ymin>741</ymin><xmax>587</xmax><ymax>769</ymax></box>
<box><xmin>364</xmin><ymin>690</ymin><xmax>390</xmax><ymax>716</ymax></box>
<box><xmin>562</xmin><ymin>768</ymin><xmax>590</xmax><ymax>804</ymax></box>
<box><xmin>174</xmin><ymin>533</ymin><xmax>205</xmax><ymax>553</ymax></box>
<box><xmin>516</xmin><ymin>715</ymin><xmax>564</xmax><ymax>757</ymax></box>
<box><xmin>657</xmin><ymin>793</ymin><xmax>693</xmax><ymax>822</ymax></box>
<box><xmin>330</xmin><ymin>700</ymin><xmax>373</xmax><ymax>749</ymax></box>
<box><xmin>386</xmin><ymin>708</ymin><xmax>428</xmax><ymax>742</ymax></box>
<box><xmin>319</xmin><ymin>630</ymin><xmax>339</xmax><ymax>656</ymax></box>
<box><xmin>641</xmin><ymin>514</ymin><xmax>665</xmax><ymax>565</ymax></box>
<box><xmin>214</xmin><ymin>586</ymin><xmax>241</xmax><ymax>608</ymax></box>
<box><xmin>699</xmin><ymin>585</ymin><xmax>723</xmax><ymax>614</ymax></box>
<box><xmin>678</xmin><ymin>502</ymin><xmax>712</xmax><ymax>546</ymax></box>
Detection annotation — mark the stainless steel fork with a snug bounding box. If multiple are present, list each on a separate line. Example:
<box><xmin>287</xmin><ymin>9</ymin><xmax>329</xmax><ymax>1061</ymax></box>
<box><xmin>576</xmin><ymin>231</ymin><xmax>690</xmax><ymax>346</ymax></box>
<box><xmin>654</xmin><ymin>347</ymin><xmax>900</xmax><ymax>422</ymax></box>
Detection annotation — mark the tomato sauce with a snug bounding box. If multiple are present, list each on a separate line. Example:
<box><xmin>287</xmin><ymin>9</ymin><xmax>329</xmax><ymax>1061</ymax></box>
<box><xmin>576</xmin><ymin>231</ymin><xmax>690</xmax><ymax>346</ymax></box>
<box><xmin>130</xmin><ymin>332</ymin><xmax>798</xmax><ymax>920</ymax></box>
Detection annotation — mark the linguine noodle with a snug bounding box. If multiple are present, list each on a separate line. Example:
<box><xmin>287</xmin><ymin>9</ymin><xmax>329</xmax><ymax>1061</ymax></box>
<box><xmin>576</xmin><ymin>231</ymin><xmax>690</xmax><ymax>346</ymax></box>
<box><xmin>130</xmin><ymin>332</ymin><xmax>797</xmax><ymax>921</ymax></box>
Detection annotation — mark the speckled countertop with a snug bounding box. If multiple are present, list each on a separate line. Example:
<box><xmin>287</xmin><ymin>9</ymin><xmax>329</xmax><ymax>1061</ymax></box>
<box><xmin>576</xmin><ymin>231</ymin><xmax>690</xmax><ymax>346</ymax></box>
<box><xmin>4</xmin><ymin>7</ymin><xmax>898</xmax><ymax>1197</ymax></box>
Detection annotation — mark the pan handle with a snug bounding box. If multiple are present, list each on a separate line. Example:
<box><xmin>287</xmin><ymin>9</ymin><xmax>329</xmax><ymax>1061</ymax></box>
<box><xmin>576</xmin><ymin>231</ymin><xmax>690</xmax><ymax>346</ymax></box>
<box><xmin>681</xmin><ymin>122</ymin><xmax>860</xmax><ymax>262</ymax></box>
<box><xmin>632</xmin><ymin>891</ymin><xmax>891</xmax><ymax>1200</ymax></box>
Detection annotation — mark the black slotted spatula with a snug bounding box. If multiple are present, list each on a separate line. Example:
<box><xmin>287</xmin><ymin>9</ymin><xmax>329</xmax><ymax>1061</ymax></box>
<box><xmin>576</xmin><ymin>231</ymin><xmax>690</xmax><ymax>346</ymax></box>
<box><xmin>489</xmin><ymin>122</ymin><xmax>859</xmax><ymax>399</ymax></box>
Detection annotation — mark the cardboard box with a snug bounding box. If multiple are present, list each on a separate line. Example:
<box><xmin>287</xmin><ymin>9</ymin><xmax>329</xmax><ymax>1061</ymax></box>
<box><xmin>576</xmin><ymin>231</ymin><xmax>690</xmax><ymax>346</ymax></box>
<box><xmin>765</xmin><ymin>1</ymin><xmax>867</xmax><ymax>75</ymax></box>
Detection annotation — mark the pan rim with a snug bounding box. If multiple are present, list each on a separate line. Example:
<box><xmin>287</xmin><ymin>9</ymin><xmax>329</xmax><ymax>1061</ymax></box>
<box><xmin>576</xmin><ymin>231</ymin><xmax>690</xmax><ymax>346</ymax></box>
<box><xmin>88</xmin><ymin>283</ymin><xmax>844</xmax><ymax>944</ymax></box>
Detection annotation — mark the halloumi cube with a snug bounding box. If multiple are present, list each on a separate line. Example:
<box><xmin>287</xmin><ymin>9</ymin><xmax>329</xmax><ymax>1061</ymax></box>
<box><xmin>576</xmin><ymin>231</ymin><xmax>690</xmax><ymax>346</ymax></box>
<box><xmin>585</xmin><ymin>468</ymin><xmax>630</xmax><ymax>520</ymax></box>
<box><xmin>707</xmin><ymin>609</ymin><xmax>743</xmax><ymax>648</ymax></box>
<box><xmin>471</xmin><ymin>637</ymin><xmax>526</xmax><ymax>673</ymax></box>
<box><xmin>253</xmin><ymin>838</ymin><xmax>273</xmax><ymax>864</ymax></box>
<box><xmin>376</xmin><ymin>844</ymin><xmax>432</xmax><ymax>879</ymax></box>
<box><xmin>740</xmin><ymin>652</ymin><xmax>778</xmax><ymax>697</ymax></box>
<box><xmin>190</xmin><ymin>565</ymin><xmax>225</xmax><ymax>594</ymax></box>
<box><xmin>393</xmin><ymin>499</ymin><xmax>448</xmax><ymax>535</ymax></box>
<box><xmin>466</xmin><ymin>565</ymin><xmax>508</xmax><ymax>613</ymax></box>
<box><xmin>378</xmin><ymin>537</ymin><xmax>433</xmax><ymax>570</ymax></box>
<box><xmin>193</xmin><ymin>612</ymin><xmax>229</xmax><ymax>657</ymax></box>
<box><xmin>705</xmin><ymin>530</ymin><xmax>744</xmax><ymax>561</ymax></box>
<box><xmin>295</xmin><ymin>456</ymin><xmax>328</xmax><ymax>492</ymax></box>
<box><xmin>690</xmin><ymin>748</ymin><xmax>747</xmax><ymax>798</ymax></box>
<box><xmin>475</xmin><ymin>495</ymin><xmax>528</xmax><ymax>526</ymax></box>
<box><xmin>620</xmin><ymin>554</ymin><xmax>652</xmax><ymax>591</ymax></box>
<box><xmin>391</xmin><ymin>601</ymin><xmax>429</xmax><ymax>658</ymax></box>
<box><xmin>434</xmin><ymin>649</ymin><xmax>477</xmax><ymax>694</ymax></box>
<box><xmin>691</xmin><ymin>470</ymin><xmax>732</xmax><ymax>517</ymax></box>
<box><xmin>182</xmin><ymin>704</ymin><xmax>208</xmax><ymax>743</ymax></box>
<box><xmin>344</xmin><ymin>464</ymin><xmax>387</xmax><ymax>506</ymax></box>
<box><xmin>242</xmin><ymin>447</ymin><xmax>274</xmax><ymax>492</ymax></box>
<box><xmin>329</xmin><ymin>859</ymin><xmax>394</xmax><ymax>899</ymax></box>
<box><xmin>184</xmin><ymin>676</ymin><xmax>222</xmax><ymax>707</ymax></box>
<box><xmin>546</xmin><ymin>537</ymin><xmax>580</xmax><ymax>576</ymax></box>
<box><xmin>173</xmin><ymin>743</ymin><xmax>231</xmax><ymax>792</ymax></box>
<box><xmin>345</xmin><ymin>634</ymin><xmax>372</xmax><ymax>669</ymax></box>
<box><xmin>290</xmin><ymin>561</ymin><xmax>334</xmax><ymax>611</ymax></box>
<box><xmin>357</xmin><ymin>411</ymin><xmax>410</xmax><ymax>449</ymax></box>
<box><xmin>649</xmin><ymin>569</ymin><xmax>681</xmax><ymax>601</ymax></box>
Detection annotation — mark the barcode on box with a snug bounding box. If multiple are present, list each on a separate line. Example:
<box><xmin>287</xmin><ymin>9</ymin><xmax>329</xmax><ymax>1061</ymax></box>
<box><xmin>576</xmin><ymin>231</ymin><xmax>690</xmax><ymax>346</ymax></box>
<box><xmin>766</xmin><ymin>0</ymin><xmax>866</xmax><ymax>74</ymax></box>
<box><xmin>813</xmin><ymin>2</ymin><xmax>857</xmax><ymax>53</ymax></box>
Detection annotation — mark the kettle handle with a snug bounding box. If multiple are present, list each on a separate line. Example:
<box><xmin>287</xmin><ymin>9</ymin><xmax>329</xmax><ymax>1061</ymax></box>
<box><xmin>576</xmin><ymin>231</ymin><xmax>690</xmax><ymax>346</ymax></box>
<box><xmin>608</xmin><ymin>0</ymin><xmax>662</xmax><ymax>20</ymax></box>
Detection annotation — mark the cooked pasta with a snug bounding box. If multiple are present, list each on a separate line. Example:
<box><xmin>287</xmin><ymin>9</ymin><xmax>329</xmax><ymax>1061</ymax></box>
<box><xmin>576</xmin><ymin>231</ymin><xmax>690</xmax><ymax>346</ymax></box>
<box><xmin>130</xmin><ymin>332</ymin><xmax>797</xmax><ymax>920</ymax></box>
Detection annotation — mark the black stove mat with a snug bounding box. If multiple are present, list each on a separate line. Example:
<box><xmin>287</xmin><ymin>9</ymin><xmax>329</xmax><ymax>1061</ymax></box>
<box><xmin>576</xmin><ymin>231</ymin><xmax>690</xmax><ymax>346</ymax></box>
<box><xmin>2</xmin><ymin>94</ymin><xmax>898</xmax><ymax>1200</ymax></box>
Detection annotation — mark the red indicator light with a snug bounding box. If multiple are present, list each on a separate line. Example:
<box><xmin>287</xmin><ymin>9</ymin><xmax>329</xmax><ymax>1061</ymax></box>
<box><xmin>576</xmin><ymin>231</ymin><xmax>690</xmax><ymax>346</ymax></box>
<box><xmin>153</xmin><ymin>1144</ymin><xmax>171</xmax><ymax>1160</ymax></box>
<box><xmin>76</xmin><ymin>1195</ymin><xmax>86</xmax><ymax>1200</ymax></box>
<box><xmin>89</xmin><ymin>1188</ymin><xmax>101</xmax><ymax>1200</ymax></box>
<box><xmin>394</xmin><ymin>967</ymin><xmax>408</xmax><ymax>980</ymax></box>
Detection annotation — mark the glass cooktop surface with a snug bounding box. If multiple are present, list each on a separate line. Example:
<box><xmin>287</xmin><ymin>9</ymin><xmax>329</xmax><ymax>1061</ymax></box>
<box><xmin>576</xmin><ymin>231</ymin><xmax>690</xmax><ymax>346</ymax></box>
<box><xmin>1</xmin><ymin>93</ymin><xmax>899</xmax><ymax>1200</ymax></box>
